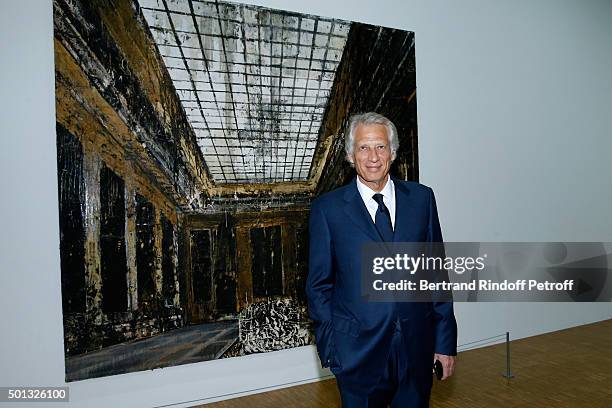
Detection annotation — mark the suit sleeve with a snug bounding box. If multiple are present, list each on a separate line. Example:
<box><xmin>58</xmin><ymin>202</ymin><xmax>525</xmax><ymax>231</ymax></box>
<box><xmin>427</xmin><ymin>187</ymin><xmax>458</xmax><ymax>356</ymax></box>
<box><xmin>306</xmin><ymin>199</ymin><xmax>335</xmax><ymax>368</ymax></box>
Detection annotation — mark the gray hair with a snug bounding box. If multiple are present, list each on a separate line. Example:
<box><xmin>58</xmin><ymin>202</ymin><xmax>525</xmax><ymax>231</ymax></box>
<box><xmin>344</xmin><ymin>112</ymin><xmax>399</xmax><ymax>163</ymax></box>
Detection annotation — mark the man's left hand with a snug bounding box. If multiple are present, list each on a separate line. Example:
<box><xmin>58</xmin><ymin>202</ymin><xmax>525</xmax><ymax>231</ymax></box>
<box><xmin>433</xmin><ymin>353</ymin><xmax>456</xmax><ymax>380</ymax></box>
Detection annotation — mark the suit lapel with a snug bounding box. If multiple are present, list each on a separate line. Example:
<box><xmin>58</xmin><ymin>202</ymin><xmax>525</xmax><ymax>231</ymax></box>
<box><xmin>343</xmin><ymin>178</ymin><xmax>382</xmax><ymax>242</ymax></box>
<box><xmin>393</xmin><ymin>178</ymin><xmax>416</xmax><ymax>242</ymax></box>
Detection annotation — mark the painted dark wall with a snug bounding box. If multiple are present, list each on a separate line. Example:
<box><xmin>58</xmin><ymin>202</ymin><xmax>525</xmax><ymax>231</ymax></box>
<box><xmin>294</xmin><ymin>224</ymin><xmax>309</xmax><ymax>305</ymax></box>
<box><xmin>251</xmin><ymin>226</ymin><xmax>283</xmax><ymax>298</ymax></box>
<box><xmin>214</xmin><ymin>223</ymin><xmax>237</xmax><ymax>315</ymax></box>
<box><xmin>161</xmin><ymin>214</ymin><xmax>177</xmax><ymax>306</ymax></box>
<box><xmin>136</xmin><ymin>194</ymin><xmax>157</xmax><ymax>311</ymax></box>
<box><xmin>57</xmin><ymin>124</ymin><xmax>86</xmax><ymax>315</ymax></box>
<box><xmin>190</xmin><ymin>229</ymin><xmax>212</xmax><ymax>305</ymax></box>
<box><xmin>100</xmin><ymin>165</ymin><xmax>128</xmax><ymax>313</ymax></box>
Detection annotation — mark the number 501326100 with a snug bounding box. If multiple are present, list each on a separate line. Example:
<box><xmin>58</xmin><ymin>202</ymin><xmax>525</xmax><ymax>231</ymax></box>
<box><xmin>2</xmin><ymin>387</ymin><xmax>69</xmax><ymax>402</ymax></box>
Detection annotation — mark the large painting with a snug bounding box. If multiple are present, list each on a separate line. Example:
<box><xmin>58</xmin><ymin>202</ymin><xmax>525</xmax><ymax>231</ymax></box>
<box><xmin>54</xmin><ymin>0</ymin><xmax>418</xmax><ymax>381</ymax></box>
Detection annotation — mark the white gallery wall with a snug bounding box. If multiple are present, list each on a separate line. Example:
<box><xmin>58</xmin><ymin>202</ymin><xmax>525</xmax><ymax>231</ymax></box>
<box><xmin>1</xmin><ymin>0</ymin><xmax>610</xmax><ymax>407</ymax></box>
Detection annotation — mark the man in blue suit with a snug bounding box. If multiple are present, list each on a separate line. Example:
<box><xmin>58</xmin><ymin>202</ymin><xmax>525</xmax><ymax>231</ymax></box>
<box><xmin>306</xmin><ymin>112</ymin><xmax>457</xmax><ymax>407</ymax></box>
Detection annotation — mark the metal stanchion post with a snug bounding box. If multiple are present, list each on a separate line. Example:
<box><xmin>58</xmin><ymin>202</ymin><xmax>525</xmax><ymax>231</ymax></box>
<box><xmin>502</xmin><ymin>331</ymin><xmax>514</xmax><ymax>378</ymax></box>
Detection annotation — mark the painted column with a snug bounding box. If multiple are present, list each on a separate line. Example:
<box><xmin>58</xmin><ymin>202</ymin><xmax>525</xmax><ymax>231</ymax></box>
<box><xmin>172</xmin><ymin>221</ymin><xmax>180</xmax><ymax>307</ymax></box>
<box><xmin>82</xmin><ymin>148</ymin><xmax>103</xmax><ymax>325</ymax></box>
<box><xmin>153</xmin><ymin>207</ymin><xmax>163</xmax><ymax>302</ymax></box>
<box><xmin>235</xmin><ymin>226</ymin><xmax>253</xmax><ymax>311</ymax></box>
<box><xmin>124</xmin><ymin>169</ymin><xmax>138</xmax><ymax>311</ymax></box>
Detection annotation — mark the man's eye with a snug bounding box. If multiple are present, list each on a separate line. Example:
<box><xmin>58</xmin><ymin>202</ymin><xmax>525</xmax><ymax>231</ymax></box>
<box><xmin>377</xmin><ymin>145</ymin><xmax>385</xmax><ymax>149</ymax></box>
<box><xmin>359</xmin><ymin>146</ymin><xmax>367</xmax><ymax>150</ymax></box>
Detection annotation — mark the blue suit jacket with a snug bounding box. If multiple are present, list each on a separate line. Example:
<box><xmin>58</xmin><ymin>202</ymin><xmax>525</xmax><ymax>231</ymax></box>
<box><xmin>306</xmin><ymin>177</ymin><xmax>457</xmax><ymax>394</ymax></box>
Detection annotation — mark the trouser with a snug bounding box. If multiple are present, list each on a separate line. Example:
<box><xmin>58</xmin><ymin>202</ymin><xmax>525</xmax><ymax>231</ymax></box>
<box><xmin>337</xmin><ymin>321</ymin><xmax>430</xmax><ymax>408</ymax></box>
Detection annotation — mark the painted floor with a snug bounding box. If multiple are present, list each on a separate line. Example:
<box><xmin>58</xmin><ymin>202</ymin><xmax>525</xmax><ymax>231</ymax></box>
<box><xmin>66</xmin><ymin>320</ymin><xmax>237</xmax><ymax>381</ymax></box>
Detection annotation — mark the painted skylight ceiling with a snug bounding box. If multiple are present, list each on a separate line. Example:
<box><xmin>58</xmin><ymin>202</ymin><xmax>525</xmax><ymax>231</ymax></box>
<box><xmin>138</xmin><ymin>0</ymin><xmax>350</xmax><ymax>183</ymax></box>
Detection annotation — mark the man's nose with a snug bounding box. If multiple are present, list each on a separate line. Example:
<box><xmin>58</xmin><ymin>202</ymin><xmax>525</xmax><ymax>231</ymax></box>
<box><xmin>368</xmin><ymin>149</ymin><xmax>380</xmax><ymax>162</ymax></box>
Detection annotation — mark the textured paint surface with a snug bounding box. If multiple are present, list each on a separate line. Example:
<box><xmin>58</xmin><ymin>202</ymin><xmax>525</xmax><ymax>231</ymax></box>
<box><xmin>161</xmin><ymin>215</ymin><xmax>178</xmax><ymax>306</ymax></box>
<box><xmin>238</xmin><ymin>298</ymin><xmax>310</xmax><ymax>354</ymax></box>
<box><xmin>136</xmin><ymin>194</ymin><xmax>157</xmax><ymax>312</ymax></box>
<box><xmin>57</xmin><ymin>124</ymin><xmax>86</xmax><ymax>315</ymax></box>
<box><xmin>100</xmin><ymin>165</ymin><xmax>128</xmax><ymax>314</ymax></box>
<box><xmin>251</xmin><ymin>226</ymin><xmax>283</xmax><ymax>298</ymax></box>
<box><xmin>190</xmin><ymin>229</ymin><xmax>213</xmax><ymax>304</ymax></box>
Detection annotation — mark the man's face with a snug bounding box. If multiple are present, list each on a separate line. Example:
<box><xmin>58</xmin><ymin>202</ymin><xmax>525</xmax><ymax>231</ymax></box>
<box><xmin>350</xmin><ymin>124</ymin><xmax>394</xmax><ymax>189</ymax></box>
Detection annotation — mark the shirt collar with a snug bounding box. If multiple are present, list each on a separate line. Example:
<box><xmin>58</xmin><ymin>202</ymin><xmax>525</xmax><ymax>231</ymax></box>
<box><xmin>356</xmin><ymin>175</ymin><xmax>394</xmax><ymax>203</ymax></box>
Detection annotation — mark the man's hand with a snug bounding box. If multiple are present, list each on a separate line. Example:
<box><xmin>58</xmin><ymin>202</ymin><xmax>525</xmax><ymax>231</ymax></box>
<box><xmin>433</xmin><ymin>353</ymin><xmax>456</xmax><ymax>380</ymax></box>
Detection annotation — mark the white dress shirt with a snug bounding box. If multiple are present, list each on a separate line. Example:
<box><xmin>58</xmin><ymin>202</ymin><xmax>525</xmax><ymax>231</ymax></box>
<box><xmin>356</xmin><ymin>176</ymin><xmax>396</xmax><ymax>230</ymax></box>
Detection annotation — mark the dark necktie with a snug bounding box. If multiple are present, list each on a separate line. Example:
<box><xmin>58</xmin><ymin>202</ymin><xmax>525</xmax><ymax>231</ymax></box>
<box><xmin>373</xmin><ymin>193</ymin><xmax>393</xmax><ymax>242</ymax></box>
